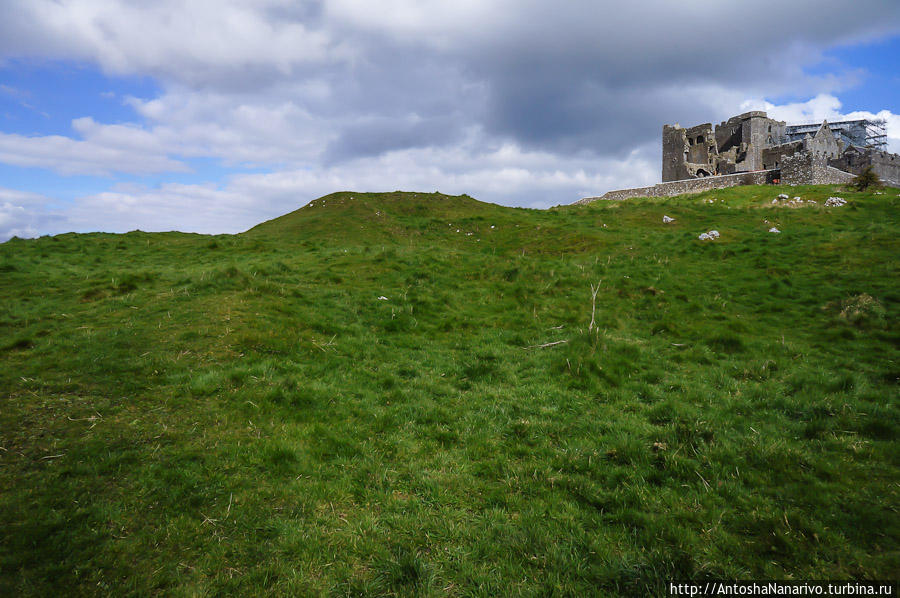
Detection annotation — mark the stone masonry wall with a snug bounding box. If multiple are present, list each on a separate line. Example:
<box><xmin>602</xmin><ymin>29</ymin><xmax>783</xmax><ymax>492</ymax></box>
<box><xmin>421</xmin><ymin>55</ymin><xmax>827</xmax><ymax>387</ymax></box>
<box><xmin>577</xmin><ymin>170</ymin><xmax>775</xmax><ymax>204</ymax></box>
<box><xmin>829</xmin><ymin>149</ymin><xmax>900</xmax><ymax>187</ymax></box>
<box><xmin>805</xmin><ymin>123</ymin><xmax>841</xmax><ymax>160</ymax></box>
<box><xmin>870</xmin><ymin>151</ymin><xmax>900</xmax><ymax>187</ymax></box>
<box><xmin>781</xmin><ymin>152</ymin><xmax>855</xmax><ymax>185</ymax></box>
<box><xmin>762</xmin><ymin>141</ymin><xmax>803</xmax><ymax>170</ymax></box>
<box><xmin>662</xmin><ymin>125</ymin><xmax>690</xmax><ymax>182</ymax></box>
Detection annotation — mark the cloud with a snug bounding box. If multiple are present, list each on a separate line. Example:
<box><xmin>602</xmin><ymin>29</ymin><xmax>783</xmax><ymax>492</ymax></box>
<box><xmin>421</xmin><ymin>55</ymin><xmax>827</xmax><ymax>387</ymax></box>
<box><xmin>0</xmin><ymin>1</ymin><xmax>898</xmax><ymax>238</ymax></box>
<box><xmin>3</xmin><ymin>1</ymin><xmax>898</xmax><ymax>152</ymax></box>
<box><xmin>0</xmin><ymin>187</ymin><xmax>64</xmax><ymax>240</ymax></box>
<box><xmin>319</xmin><ymin>0</ymin><xmax>900</xmax><ymax>152</ymax></box>
<box><xmin>0</xmin><ymin>0</ymin><xmax>342</xmax><ymax>88</ymax></box>
<box><xmin>0</xmin><ymin>118</ymin><xmax>188</xmax><ymax>175</ymax></box>
<box><xmin>123</xmin><ymin>88</ymin><xmax>337</xmax><ymax>166</ymax></box>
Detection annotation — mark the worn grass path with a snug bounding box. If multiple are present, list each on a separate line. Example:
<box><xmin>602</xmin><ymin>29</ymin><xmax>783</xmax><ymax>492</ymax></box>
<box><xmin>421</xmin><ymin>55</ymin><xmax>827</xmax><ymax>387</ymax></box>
<box><xmin>1</xmin><ymin>185</ymin><xmax>898</xmax><ymax>596</ymax></box>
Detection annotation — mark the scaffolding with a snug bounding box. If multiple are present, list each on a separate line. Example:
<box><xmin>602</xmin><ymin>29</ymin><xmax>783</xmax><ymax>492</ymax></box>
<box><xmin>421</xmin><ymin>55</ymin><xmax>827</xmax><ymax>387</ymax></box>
<box><xmin>863</xmin><ymin>119</ymin><xmax>888</xmax><ymax>150</ymax></box>
<box><xmin>785</xmin><ymin>119</ymin><xmax>887</xmax><ymax>150</ymax></box>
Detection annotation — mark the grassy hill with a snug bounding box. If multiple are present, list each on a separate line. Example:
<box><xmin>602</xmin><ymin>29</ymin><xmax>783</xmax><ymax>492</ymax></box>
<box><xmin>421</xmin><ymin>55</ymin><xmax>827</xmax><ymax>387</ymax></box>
<box><xmin>1</xmin><ymin>186</ymin><xmax>898</xmax><ymax>596</ymax></box>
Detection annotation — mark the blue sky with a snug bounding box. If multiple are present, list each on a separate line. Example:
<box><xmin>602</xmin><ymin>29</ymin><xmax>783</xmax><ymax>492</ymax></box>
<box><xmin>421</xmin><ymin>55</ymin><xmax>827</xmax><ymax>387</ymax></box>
<box><xmin>759</xmin><ymin>34</ymin><xmax>900</xmax><ymax>115</ymax></box>
<box><xmin>1</xmin><ymin>0</ymin><xmax>899</xmax><ymax>240</ymax></box>
<box><xmin>816</xmin><ymin>36</ymin><xmax>900</xmax><ymax>113</ymax></box>
<box><xmin>0</xmin><ymin>60</ymin><xmax>159</xmax><ymax>136</ymax></box>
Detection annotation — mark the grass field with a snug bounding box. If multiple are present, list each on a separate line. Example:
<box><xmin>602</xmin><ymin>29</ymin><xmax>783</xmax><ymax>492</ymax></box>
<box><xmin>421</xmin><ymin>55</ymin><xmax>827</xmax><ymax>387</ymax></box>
<box><xmin>1</xmin><ymin>184</ymin><xmax>898</xmax><ymax>596</ymax></box>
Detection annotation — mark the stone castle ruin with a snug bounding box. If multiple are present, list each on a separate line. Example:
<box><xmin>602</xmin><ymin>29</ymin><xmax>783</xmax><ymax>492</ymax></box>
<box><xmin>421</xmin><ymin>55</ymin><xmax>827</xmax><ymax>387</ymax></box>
<box><xmin>579</xmin><ymin>110</ymin><xmax>898</xmax><ymax>203</ymax></box>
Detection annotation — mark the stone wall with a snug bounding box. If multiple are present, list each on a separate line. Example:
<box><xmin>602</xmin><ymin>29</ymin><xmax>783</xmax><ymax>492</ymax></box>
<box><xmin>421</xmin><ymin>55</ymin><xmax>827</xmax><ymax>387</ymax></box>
<box><xmin>829</xmin><ymin>148</ymin><xmax>900</xmax><ymax>187</ymax></box>
<box><xmin>803</xmin><ymin>121</ymin><xmax>842</xmax><ymax>160</ymax></box>
<box><xmin>762</xmin><ymin>141</ymin><xmax>803</xmax><ymax>170</ymax></box>
<box><xmin>869</xmin><ymin>150</ymin><xmax>900</xmax><ymax>186</ymax></box>
<box><xmin>662</xmin><ymin>125</ymin><xmax>690</xmax><ymax>182</ymax></box>
<box><xmin>740</xmin><ymin>112</ymin><xmax>776</xmax><ymax>171</ymax></box>
<box><xmin>577</xmin><ymin>170</ymin><xmax>776</xmax><ymax>204</ymax></box>
<box><xmin>714</xmin><ymin>111</ymin><xmax>785</xmax><ymax>172</ymax></box>
<box><xmin>781</xmin><ymin>152</ymin><xmax>855</xmax><ymax>185</ymax></box>
<box><xmin>685</xmin><ymin>123</ymin><xmax>717</xmax><ymax>176</ymax></box>
<box><xmin>662</xmin><ymin>123</ymin><xmax>720</xmax><ymax>182</ymax></box>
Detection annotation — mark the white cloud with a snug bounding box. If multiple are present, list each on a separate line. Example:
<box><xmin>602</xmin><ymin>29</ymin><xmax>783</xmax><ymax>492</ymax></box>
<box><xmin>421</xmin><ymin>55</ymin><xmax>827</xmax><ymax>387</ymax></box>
<box><xmin>741</xmin><ymin>94</ymin><xmax>844</xmax><ymax>124</ymax></box>
<box><xmin>123</xmin><ymin>88</ymin><xmax>336</xmax><ymax>165</ymax></box>
<box><xmin>0</xmin><ymin>202</ymin><xmax>34</xmax><ymax>239</ymax></box>
<box><xmin>0</xmin><ymin>125</ymin><xmax>188</xmax><ymax>176</ymax></box>
<box><xmin>2</xmin><ymin>0</ymin><xmax>344</xmax><ymax>86</ymax></box>
<box><xmin>0</xmin><ymin>187</ymin><xmax>61</xmax><ymax>240</ymax></box>
<box><xmin>0</xmin><ymin>187</ymin><xmax>48</xmax><ymax>205</ymax></box>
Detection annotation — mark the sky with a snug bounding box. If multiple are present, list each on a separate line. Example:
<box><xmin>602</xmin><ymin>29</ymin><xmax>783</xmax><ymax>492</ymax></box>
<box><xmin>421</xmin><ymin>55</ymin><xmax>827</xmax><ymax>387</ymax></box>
<box><xmin>1</xmin><ymin>0</ymin><xmax>899</xmax><ymax>241</ymax></box>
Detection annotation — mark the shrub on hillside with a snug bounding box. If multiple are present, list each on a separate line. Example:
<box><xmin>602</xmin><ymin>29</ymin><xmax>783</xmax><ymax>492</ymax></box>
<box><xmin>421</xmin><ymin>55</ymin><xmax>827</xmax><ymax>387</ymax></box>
<box><xmin>851</xmin><ymin>166</ymin><xmax>881</xmax><ymax>191</ymax></box>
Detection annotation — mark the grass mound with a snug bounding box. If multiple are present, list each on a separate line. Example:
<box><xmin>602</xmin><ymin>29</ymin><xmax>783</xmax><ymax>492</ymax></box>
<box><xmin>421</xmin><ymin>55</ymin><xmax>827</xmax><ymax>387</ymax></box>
<box><xmin>1</xmin><ymin>184</ymin><xmax>897</xmax><ymax>595</ymax></box>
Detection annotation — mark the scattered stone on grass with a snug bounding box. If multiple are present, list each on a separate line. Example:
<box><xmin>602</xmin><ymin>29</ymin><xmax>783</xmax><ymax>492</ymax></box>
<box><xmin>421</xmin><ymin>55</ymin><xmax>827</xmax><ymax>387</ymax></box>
<box><xmin>662</xmin><ymin>215</ymin><xmax>675</xmax><ymax>223</ymax></box>
<box><xmin>825</xmin><ymin>197</ymin><xmax>847</xmax><ymax>207</ymax></box>
<box><xmin>769</xmin><ymin>227</ymin><xmax>781</xmax><ymax>234</ymax></box>
<box><xmin>772</xmin><ymin>195</ymin><xmax>813</xmax><ymax>208</ymax></box>
<box><xmin>698</xmin><ymin>230</ymin><xmax>720</xmax><ymax>241</ymax></box>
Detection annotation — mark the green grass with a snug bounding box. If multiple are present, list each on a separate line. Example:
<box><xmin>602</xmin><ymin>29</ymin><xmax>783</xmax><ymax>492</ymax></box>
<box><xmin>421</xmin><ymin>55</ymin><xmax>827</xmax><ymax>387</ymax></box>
<box><xmin>1</xmin><ymin>185</ymin><xmax>898</xmax><ymax>596</ymax></box>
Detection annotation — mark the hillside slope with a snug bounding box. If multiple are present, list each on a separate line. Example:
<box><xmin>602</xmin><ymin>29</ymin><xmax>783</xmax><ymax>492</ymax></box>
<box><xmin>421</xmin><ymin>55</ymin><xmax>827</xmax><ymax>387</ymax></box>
<box><xmin>1</xmin><ymin>185</ymin><xmax>898</xmax><ymax>595</ymax></box>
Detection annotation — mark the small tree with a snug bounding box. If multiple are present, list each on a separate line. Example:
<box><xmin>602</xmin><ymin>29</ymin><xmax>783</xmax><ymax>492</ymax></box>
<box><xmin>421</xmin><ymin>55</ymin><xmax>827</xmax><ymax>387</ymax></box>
<box><xmin>852</xmin><ymin>166</ymin><xmax>881</xmax><ymax>191</ymax></box>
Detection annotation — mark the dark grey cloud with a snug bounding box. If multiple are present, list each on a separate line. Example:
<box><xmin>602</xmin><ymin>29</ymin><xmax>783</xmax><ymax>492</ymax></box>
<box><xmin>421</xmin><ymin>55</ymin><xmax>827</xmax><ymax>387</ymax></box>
<box><xmin>323</xmin><ymin>114</ymin><xmax>466</xmax><ymax>163</ymax></box>
<box><xmin>304</xmin><ymin>0</ymin><xmax>900</xmax><ymax>162</ymax></box>
<box><xmin>3</xmin><ymin>0</ymin><xmax>898</xmax><ymax>165</ymax></box>
<box><xmin>440</xmin><ymin>0</ymin><xmax>900</xmax><ymax>154</ymax></box>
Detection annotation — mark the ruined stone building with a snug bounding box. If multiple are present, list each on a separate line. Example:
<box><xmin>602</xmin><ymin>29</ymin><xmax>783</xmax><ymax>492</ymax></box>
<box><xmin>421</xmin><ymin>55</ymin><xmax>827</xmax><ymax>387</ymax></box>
<box><xmin>662</xmin><ymin>111</ymin><xmax>898</xmax><ymax>186</ymax></box>
<box><xmin>579</xmin><ymin>110</ymin><xmax>898</xmax><ymax>204</ymax></box>
<box><xmin>662</xmin><ymin>111</ymin><xmax>785</xmax><ymax>180</ymax></box>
